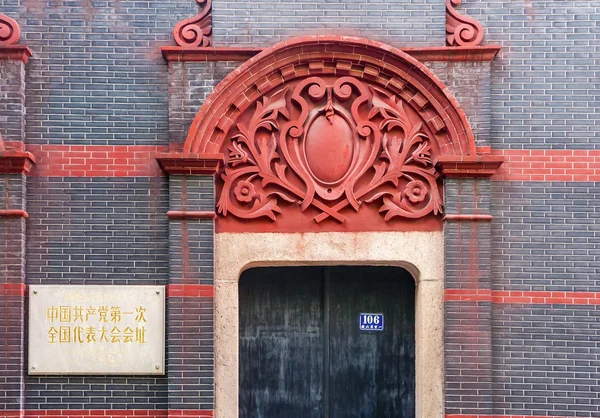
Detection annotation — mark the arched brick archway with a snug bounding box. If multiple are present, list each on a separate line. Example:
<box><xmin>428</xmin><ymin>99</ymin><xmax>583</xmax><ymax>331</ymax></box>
<box><xmin>163</xmin><ymin>36</ymin><xmax>500</xmax><ymax>232</ymax></box>
<box><xmin>184</xmin><ymin>36</ymin><xmax>476</xmax><ymax>158</ymax></box>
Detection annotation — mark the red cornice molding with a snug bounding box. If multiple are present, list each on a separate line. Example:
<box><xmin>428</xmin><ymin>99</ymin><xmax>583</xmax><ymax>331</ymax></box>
<box><xmin>0</xmin><ymin>45</ymin><xmax>32</xmax><ymax>63</ymax></box>
<box><xmin>161</xmin><ymin>46</ymin><xmax>263</xmax><ymax>62</ymax></box>
<box><xmin>0</xmin><ymin>209</ymin><xmax>29</xmax><ymax>219</ymax></box>
<box><xmin>156</xmin><ymin>152</ymin><xmax>223</xmax><ymax>175</ymax></box>
<box><xmin>161</xmin><ymin>45</ymin><xmax>501</xmax><ymax>63</ymax></box>
<box><xmin>0</xmin><ymin>151</ymin><xmax>36</xmax><ymax>174</ymax></box>
<box><xmin>403</xmin><ymin>45</ymin><xmax>500</xmax><ymax>62</ymax></box>
<box><xmin>435</xmin><ymin>155</ymin><xmax>504</xmax><ymax>178</ymax></box>
<box><xmin>167</xmin><ymin>210</ymin><xmax>216</xmax><ymax>220</ymax></box>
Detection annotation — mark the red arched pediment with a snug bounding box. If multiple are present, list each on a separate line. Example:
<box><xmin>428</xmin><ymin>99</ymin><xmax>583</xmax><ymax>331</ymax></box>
<box><xmin>181</xmin><ymin>36</ymin><xmax>489</xmax><ymax>231</ymax></box>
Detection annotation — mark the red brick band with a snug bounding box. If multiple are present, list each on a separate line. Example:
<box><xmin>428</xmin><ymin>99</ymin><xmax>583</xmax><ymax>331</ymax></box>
<box><xmin>166</xmin><ymin>284</ymin><xmax>214</xmax><ymax>298</ymax></box>
<box><xmin>18</xmin><ymin>145</ymin><xmax>600</xmax><ymax>181</ymax></box>
<box><xmin>6</xmin><ymin>284</ymin><xmax>599</xmax><ymax>304</ymax></box>
<box><xmin>446</xmin><ymin>289</ymin><xmax>600</xmax><ymax>305</ymax></box>
<box><xmin>27</xmin><ymin>145</ymin><xmax>168</xmax><ymax>177</ymax></box>
<box><xmin>4</xmin><ymin>411</ymin><xmax>213</xmax><ymax>417</ymax></box>
<box><xmin>492</xmin><ymin>149</ymin><xmax>600</xmax><ymax>182</ymax></box>
<box><xmin>0</xmin><ymin>209</ymin><xmax>28</xmax><ymax>218</ymax></box>
<box><xmin>0</xmin><ymin>283</ymin><xmax>26</xmax><ymax>296</ymax></box>
<box><xmin>0</xmin><ymin>284</ymin><xmax>213</xmax><ymax>298</ymax></box>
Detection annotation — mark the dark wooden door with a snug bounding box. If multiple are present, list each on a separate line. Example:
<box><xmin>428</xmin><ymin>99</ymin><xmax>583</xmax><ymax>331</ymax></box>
<box><xmin>239</xmin><ymin>266</ymin><xmax>415</xmax><ymax>418</ymax></box>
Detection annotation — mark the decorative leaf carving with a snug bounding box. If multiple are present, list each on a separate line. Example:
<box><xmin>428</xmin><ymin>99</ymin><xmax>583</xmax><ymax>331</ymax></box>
<box><xmin>217</xmin><ymin>76</ymin><xmax>444</xmax><ymax>224</ymax></box>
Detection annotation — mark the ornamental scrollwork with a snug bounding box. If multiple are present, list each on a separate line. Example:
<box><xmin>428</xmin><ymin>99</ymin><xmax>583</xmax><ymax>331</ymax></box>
<box><xmin>0</xmin><ymin>13</ymin><xmax>21</xmax><ymax>46</ymax></box>
<box><xmin>173</xmin><ymin>0</ymin><xmax>212</xmax><ymax>47</ymax></box>
<box><xmin>446</xmin><ymin>0</ymin><xmax>484</xmax><ymax>47</ymax></box>
<box><xmin>216</xmin><ymin>76</ymin><xmax>443</xmax><ymax>223</ymax></box>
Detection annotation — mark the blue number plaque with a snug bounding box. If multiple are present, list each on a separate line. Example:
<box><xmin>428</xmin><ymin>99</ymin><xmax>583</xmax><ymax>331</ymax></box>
<box><xmin>359</xmin><ymin>313</ymin><xmax>384</xmax><ymax>331</ymax></box>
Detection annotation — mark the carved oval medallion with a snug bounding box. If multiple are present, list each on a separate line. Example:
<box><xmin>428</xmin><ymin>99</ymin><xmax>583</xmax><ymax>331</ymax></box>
<box><xmin>304</xmin><ymin>112</ymin><xmax>354</xmax><ymax>184</ymax></box>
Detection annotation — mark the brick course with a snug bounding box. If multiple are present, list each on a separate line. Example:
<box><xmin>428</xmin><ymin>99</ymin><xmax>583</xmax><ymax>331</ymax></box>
<box><xmin>212</xmin><ymin>0</ymin><xmax>445</xmax><ymax>47</ymax></box>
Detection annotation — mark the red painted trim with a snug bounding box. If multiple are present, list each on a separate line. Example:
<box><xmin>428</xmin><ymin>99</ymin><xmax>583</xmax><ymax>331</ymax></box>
<box><xmin>445</xmin><ymin>289</ymin><xmax>600</xmax><ymax>305</ymax></box>
<box><xmin>0</xmin><ymin>209</ymin><xmax>28</xmax><ymax>218</ymax></box>
<box><xmin>492</xmin><ymin>291</ymin><xmax>600</xmax><ymax>305</ymax></box>
<box><xmin>156</xmin><ymin>152</ymin><xmax>223</xmax><ymax>175</ymax></box>
<box><xmin>167</xmin><ymin>210</ymin><xmax>216</xmax><ymax>220</ymax></box>
<box><xmin>27</xmin><ymin>145</ymin><xmax>168</xmax><ymax>177</ymax></box>
<box><xmin>161</xmin><ymin>45</ymin><xmax>501</xmax><ymax>63</ymax></box>
<box><xmin>162</xmin><ymin>46</ymin><xmax>263</xmax><ymax>62</ymax></box>
<box><xmin>1</xmin><ymin>285</ymin><xmax>214</xmax><ymax>299</ymax></box>
<box><xmin>4</xmin><ymin>411</ymin><xmax>214</xmax><ymax>418</ymax></box>
<box><xmin>0</xmin><ymin>151</ymin><xmax>36</xmax><ymax>174</ymax></box>
<box><xmin>436</xmin><ymin>154</ymin><xmax>504</xmax><ymax>178</ymax></box>
<box><xmin>445</xmin><ymin>289</ymin><xmax>492</xmax><ymax>302</ymax></box>
<box><xmin>492</xmin><ymin>149</ymin><xmax>600</xmax><ymax>182</ymax></box>
<box><xmin>0</xmin><ymin>283</ymin><xmax>26</xmax><ymax>297</ymax></box>
<box><xmin>404</xmin><ymin>45</ymin><xmax>500</xmax><ymax>61</ymax></box>
<box><xmin>167</xmin><ymin>284</ymin><xmax>214</xmax><ymax>298</ymax></box>
<box><xmin>0</xmin><ymin>45</ymin><xmax>31</xmax><ymax>63</ymax></box>
<box><xmin>443</xmin><ymin>214</ymin><xmax>493</xmax><ymax>222</ymax></box>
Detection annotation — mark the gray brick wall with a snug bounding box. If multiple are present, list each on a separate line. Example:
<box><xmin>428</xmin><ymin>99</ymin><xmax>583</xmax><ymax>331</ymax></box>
<box><xmin>428</xmin><ymin>61</ymin><xmax>492</xmax><ymax>147</ymax></box>
<box><xmin>0</xmin><ymin>60</ymin><xmax>25</xmax><ymax>143</ymax></box>
<box><xmin>24</xmin><ymin>375</ymin><xmax>167</xmax><ymax>410</ymax></box>
<box><xmin>461</xmin><ymin>0</ymin><xmax>600</xmax><ymax>150</ymax></box>
<box><xmin>491</xmin><ymin>181</ymin><xmax>600</xmax><ymax>292</ymax></box>
<box><xmin>444</xmin><ymin>177</ymin><xmax>494</xmax><ymax>415</ymax></box>
<box><xmin>491</xmin><ymin>181</ymin><xmax>600</xmax><ymax>415</ymax></box>
<box><xmin>25</xmin><ymin>177</ymin><xmax>169</xmax><ymax>285</ymax></box>
<box><xmin>168</xmin><ymin>62</ymin><xmax>238</xmax><ymax>148</ymax></box>
<box><xmin>0</xmin><ymin>0</ymin><xmax>201</xmax><ymax>146</ymax></box>
<box><xmin>493</xmin><ymin>303</ymin><xmax>600</xmax><ymax>417</ymax></box>
<box><xmin>167</xmin><ymin>175</ymin><xmax>215</xmax><ymax>409</ymax></box>
<box><xmin>0</xmin><ymin>176</ymin><xmax>27</xmax><ymax>412</ymax></box>
<box><xmin>22</xmin><ymin>176</ymin><xmax>169</xmax><ymax>409</ymax></box>
<box><xmin>212</xmin><ymin>0</ymin><xmax>446</xmax><ymax>47</ymax></box>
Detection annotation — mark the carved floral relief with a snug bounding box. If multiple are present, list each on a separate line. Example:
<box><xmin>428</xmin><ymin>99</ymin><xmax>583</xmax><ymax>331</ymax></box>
<box><xmin>216</xmin><ymin>76</ymin><xmax>443</xmax><ymax>224</ymax></box>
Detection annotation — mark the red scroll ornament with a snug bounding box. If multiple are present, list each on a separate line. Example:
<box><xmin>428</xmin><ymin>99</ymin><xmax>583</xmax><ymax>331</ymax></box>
<box><xmin>217</xmin><ymin>76</ymin><xmax>443</xmax><ymax>224</ymax></box>
<box><xmin>446</xmin><ymin>0</ymin><xmax>484</xmax><ymax>47</ymax></box>
<box><xmin>173</xmin><ymin>0</ymin><xmax>212</xmax><ymax>47</ymax></box>
<box><xmin>0</xmin><ymin>13</ymin><xmax>20</xmax><ymax>46</ymax></box>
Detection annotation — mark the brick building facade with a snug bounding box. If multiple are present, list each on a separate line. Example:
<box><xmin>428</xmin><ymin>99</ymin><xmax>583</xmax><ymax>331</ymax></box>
<box><xmin>0</xmin><ymin>0</ymin><xmax>599</xmax><ymax>417</ymax></box>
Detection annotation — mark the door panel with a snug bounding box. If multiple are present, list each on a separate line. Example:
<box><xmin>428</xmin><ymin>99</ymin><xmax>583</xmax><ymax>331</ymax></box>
<box><xmin>239</xmin><ymin>266</ymin><xmax>415</xmax><ymax>418</ymax></box>
<box><xmin>328</xmin><ymin>266</ymin><xmax>415</xmax><ymax>418</ymax></box>
<box><xmin>239</xmin><ymin>267</ymin><xmax>325</xmax><ymax>418</ymax></box>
